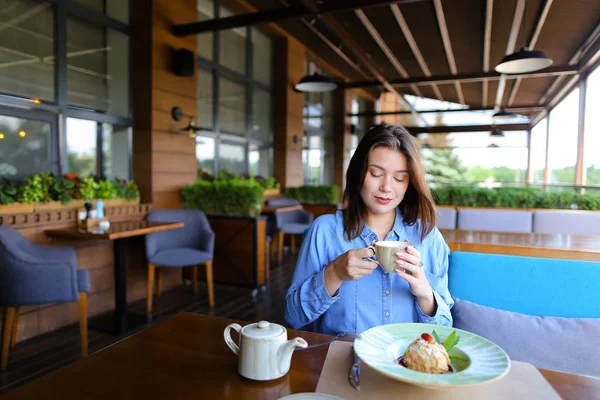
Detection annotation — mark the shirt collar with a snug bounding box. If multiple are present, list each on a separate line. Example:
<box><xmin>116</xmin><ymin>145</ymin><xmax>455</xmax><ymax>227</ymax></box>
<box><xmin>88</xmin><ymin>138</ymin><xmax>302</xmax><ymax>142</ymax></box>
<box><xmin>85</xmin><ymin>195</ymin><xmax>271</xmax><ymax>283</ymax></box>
<box><xmin>360</xmin><ymin>207</ymin><xmax>406</xmax><ymax>242</ymax></box>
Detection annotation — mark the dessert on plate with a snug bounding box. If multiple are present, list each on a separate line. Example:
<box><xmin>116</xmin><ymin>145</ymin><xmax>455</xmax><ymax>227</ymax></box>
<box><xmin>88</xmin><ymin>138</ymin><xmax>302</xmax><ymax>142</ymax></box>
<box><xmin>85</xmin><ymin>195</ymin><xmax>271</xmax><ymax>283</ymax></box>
<box><xmin>399</xmin><ymin>333</ymin><xmax>452</xmax><ymax>374</ymax></box>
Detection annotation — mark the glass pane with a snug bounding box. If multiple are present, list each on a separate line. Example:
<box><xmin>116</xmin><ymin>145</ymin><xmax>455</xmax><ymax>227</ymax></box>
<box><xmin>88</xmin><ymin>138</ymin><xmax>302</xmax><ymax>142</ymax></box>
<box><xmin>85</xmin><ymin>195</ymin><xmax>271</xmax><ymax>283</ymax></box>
<box><xmin>249</xmin><ymin>144</ymin><xmax>272</xmax><ymax>177</ymax></box>
<box><xmin>548</xmin><ymin>88</ymin><xmax>579</xmax><ymax>184</ymax></box>
<box><xmin>66</xmin><ymin>117</ymin><xmax>97</xmax><ymax>177</ymax></box>
<box><xmin>196</xmin><ymin>135</ymin><xmax>215</xmax><ymax>175</ymax></box>
<box><xmin>422</xmin><ymin>147</ymin><xmax>528</xmax><ymax>187</ymax></box>
<box><xmin>219</xmin><ymin>141</ymin><xmax>246</xmax><ymax>175</ymax></box>
<box><xmin>197</xmin><ymin>0</ymin><xmax>214</xmax><ymax>60</ymax></box>
<box><xmin>220</xmin><ymin>7</ymin><xmax>246</xmax><ymax>74</ymax></box>
<box><xmin>530</xmin><ymin>119</ymin><xmax>548</xmax><ymax>184</ymax></box>
<box><xmin>252</xmin><ymin>28</ymin><xmax>271</xmax><ymax>85</ymax></box>
<box><xmin>417</xmin><ymin>131</ymin><xmax>528</xmax><ymax>148</ymax></box>
<box><xmin>219</xmin><ymin>78</ymin><xmax>246</xmax><ymax>136</ymax></box>
<box><xmin>421</xmin><ymin>110</ymin><xmax>529</xmax><ymax>126</ymax></box>
<box><xmin>72</xmin><ymin>0</ymin><xmax>129</xmax><ymax>24</ymax></box>
<box><xmin>67</xmin><ymin>18</ymin><xmax>130</xmax><ymax>117</ymax></box>
<box><xmin>197</xmin><ymin>67</ymin><xmax>213</xmax><ymax>129</ymax></box>
<box><xmin>0</xmin><ymin>0</ymin><xmax>54</xmax><ymax>102</ymax></box>
<box><xmin>305</xmin><ymin>149</ymin><xmax>321</xmax><ymax>184</ymax></box>
<box><xmin>584</xmin><ymin>66</ymin><xmax>600</xmax><ymax>185</ymax></box>
<box><xmin>102</xmin><ymin>123</ymin><xmax>131</xmax><ymax>180</ymax></box>
<box><xmin>252</xmin><ymin>88</ymin><xmax>271</xmax><ymax>141</ymax></box>
<box><xmin>0</xmin><ymin>114</ymin><xmax>52</xmax><ymax>178</ymax></box>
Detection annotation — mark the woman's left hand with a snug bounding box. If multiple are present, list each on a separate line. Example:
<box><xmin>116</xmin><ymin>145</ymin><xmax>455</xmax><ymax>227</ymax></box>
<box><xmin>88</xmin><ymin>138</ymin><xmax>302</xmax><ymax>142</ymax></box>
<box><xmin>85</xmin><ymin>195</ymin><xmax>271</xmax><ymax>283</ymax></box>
<box><xmin>394</xmin><ymin>241</ymin><xmax>433</xmax><ymax>301</ymax></box>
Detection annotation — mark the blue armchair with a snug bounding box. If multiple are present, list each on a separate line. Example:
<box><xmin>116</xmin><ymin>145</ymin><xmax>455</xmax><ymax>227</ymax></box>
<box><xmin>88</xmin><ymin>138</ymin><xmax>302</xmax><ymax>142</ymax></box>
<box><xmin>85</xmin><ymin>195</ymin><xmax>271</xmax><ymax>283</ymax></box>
<box><xmin>145</xmin><ymin>209</ymin><xmax>215</xmax><ymax>313</ymax></box>
<box><xmin>268</xmin><ymin>199</ymin><xmax>314</xmax><ymax>264</ymax></box>
<box><xmin>0</xmin><ymin>225</ymin><xmax>90</xmax><ymax>371</ymax></box>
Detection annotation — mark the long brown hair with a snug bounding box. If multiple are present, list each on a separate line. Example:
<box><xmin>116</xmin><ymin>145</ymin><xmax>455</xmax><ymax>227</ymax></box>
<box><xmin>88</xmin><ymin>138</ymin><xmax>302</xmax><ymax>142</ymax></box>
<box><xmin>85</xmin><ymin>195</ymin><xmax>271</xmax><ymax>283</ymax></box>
<box><xmin>343</xmin><ymin>124</ymin><xmax>436</xmax><ymax>242</ymax></box>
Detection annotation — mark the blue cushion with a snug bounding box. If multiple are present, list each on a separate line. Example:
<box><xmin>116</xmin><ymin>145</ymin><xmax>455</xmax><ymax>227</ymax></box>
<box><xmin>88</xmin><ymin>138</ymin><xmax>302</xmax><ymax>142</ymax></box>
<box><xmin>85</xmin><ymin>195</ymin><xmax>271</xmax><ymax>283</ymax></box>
<box><xmin>281</xmin><ymin>223</ymin><xmax>311</xmax><ymax>235</ymax></box>
<box><xmin>77</xmin><ymin>269</ymin><xmax>91</xmax><ymax>293</ymax></box>
<box><xmin>149</xmin><ymin>248</ymin><xmax>212</xmax><ymax>267</ymax></box>
<box><xmin>448</xmin><ymin>252</ymin><xmax>600</xmax><ymax>318</ymax></box>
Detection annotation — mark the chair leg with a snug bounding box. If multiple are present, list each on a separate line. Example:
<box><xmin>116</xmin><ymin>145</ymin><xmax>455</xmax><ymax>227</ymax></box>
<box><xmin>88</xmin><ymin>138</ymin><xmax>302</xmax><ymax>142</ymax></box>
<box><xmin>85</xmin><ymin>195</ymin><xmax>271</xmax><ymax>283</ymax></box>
<box><xmin>205</xmin><ymin>261</ymin><xmax>214</xmax><ymax>308</ymax></box>
<box><xmin>191</xmin><ymin>265</ymin><xmax>198</xmax><ymax>295</ymax></box>
<box><xmin>278</xmin><ymin>231</ymin><xmax>285</xmax><ymax>264</ymax></box>
<box><xmin>291</xmin><ymin>234</ymin><xmax>296</xmax><ymax>256</ymax></box>
<box><xmin>156</xmin><ymin>269</ymin><xmax>162</xmax><ymax>297</ymax></box>
<box><xmin>147</xmin><ymin>263</ymin><xmax>156</xmax><ymax>314</ymax></box>
<box><xmin>265</xmin><ymin>240</ymin><xmax>271</xmax><ymax>282</ymax></box>
<box><xmin>78</xmin><ymin>293</ymin><xmax>88</xmax><ymax>358</ymax></box>
<box><xmin>10</xmin><ymin>307</ymin><xmax>19</xmax><ymax>349</ymax></box>
<box><xmin>1</xmin><ymin>307</ymin><xmax>16</xmax><ymax>371</ymax></box>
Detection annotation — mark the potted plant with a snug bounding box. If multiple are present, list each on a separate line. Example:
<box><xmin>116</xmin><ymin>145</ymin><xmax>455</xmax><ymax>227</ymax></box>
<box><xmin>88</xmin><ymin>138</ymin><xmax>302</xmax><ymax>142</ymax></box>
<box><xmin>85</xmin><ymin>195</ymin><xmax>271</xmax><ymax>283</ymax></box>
<box><xmin>0</xmin><ymin>179</ymin><xmax>34</xmax><ymax>214</ymax></box>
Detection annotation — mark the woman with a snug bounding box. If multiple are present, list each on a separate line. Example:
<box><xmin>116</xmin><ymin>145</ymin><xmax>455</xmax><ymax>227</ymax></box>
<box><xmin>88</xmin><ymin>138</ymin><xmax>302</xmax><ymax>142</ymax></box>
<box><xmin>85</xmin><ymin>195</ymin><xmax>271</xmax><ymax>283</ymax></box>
<box><xmin>285</xmin><ymin>124</ymin><xmax>453</xmax><ymax>335</ymax></box>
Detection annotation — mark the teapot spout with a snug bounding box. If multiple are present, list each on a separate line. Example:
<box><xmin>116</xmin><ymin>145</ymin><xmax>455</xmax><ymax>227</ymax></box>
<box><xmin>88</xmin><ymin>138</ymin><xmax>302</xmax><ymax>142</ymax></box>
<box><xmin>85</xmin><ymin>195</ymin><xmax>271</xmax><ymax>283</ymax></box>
<box><xmin>278</xmin><ymin>337</ymin><xmax>308</xmax><ymax>375</ymax></box>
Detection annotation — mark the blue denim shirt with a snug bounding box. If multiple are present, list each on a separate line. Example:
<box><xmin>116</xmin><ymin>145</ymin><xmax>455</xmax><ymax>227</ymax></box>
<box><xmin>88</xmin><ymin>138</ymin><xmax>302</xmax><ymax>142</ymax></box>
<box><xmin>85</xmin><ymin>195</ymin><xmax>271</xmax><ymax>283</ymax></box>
<box><xmin>284</xmin><ymin>209</ymin><xmax>453</xmax><ymax>335</ymax></box>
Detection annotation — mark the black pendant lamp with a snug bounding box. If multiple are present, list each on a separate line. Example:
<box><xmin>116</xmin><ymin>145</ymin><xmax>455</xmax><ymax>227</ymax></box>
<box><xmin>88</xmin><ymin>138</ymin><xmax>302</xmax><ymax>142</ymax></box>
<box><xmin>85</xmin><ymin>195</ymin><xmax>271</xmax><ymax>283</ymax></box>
<box><xmin>294</xmin><ymin>72</ymin><xmax>338</xmax><ymax>92</ymax></box>
<box><xmin>492</xmin><ymin>108</ymin><xmax>519</xmax><ymax>122</ymax></box>
<box><xmin>490</xmin><ymin>127</ymin><xmax>505</xmax><ymax>138</ymax></box>
<box><xmin>495</xmin><ymin>47</ymin><xmax>553</xmax><ymax>74</ymax></box>
<box><xmin>495</xmin><ymin>1</ymin><xmax>552</xmax><ymax>74</ymax></box>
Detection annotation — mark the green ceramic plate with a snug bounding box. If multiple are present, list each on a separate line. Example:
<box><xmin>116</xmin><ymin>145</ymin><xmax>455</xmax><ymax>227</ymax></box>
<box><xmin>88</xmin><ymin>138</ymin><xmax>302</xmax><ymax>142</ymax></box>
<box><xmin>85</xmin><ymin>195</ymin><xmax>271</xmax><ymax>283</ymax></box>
<box><xmin>354</xmin><ymin>323</ymin><xmax>510</xmax><ymax>388</ymax></box>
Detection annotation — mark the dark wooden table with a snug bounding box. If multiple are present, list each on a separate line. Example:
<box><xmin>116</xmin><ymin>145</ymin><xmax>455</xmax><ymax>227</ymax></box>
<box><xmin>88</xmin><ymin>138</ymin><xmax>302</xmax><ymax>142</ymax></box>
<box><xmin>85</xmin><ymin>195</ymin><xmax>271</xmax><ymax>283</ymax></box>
<box><xmin>3</xmin><ymin>313</ymin><xmax>599</xmax><ymax>399</ymax></box>
<box><xmin>440</xmin><ymin>229</ymin><xmax>600</xmax><ymax>261</ymax></box>
<box><xmin>45</xmin><ymin>220</ymin><xmax>184</xmax><ymax>335</ymax></box>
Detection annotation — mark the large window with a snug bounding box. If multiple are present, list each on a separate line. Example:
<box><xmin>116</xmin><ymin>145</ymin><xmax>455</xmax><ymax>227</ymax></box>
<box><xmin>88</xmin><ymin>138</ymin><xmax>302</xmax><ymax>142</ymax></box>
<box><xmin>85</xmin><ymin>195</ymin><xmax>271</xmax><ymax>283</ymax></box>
<box><xmin>547</xmin><ymin>88</ymin><xmax>579</xmax><ymax>184</ymax></box>
<box><xmin>584</xmin><ymin>66</ymin><xmax>600</xmax><ymax>185</ymax></box>
<box><xmin>420</xmin><ymin>131</ymin><xmax>529</xmax><ymax>187</ymax></box>
<box><xmin>0</xmin><ymin>0</ymin><xmax>132</xmax><ymax>181</ymax></box>
<box><xmin>195</xmin><ymin>1</ymin><xmax>273</xmax><ymax>178</ymax></box>
<box><xmin>530</xmin><ymin>118</ymin><xmax>548</xmax><ymax>184</ymax></box>
<box><xmin>303</xmin><ymin>61</ymin><xmax>334</xmax><ymax>185</ymax></box>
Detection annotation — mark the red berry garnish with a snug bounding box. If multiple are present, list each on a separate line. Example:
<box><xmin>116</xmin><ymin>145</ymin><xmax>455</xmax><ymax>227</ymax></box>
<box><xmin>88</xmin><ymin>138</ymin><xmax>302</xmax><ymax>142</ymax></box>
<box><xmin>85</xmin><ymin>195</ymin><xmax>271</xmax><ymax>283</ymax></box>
<box><xmin>421</xmin><ymin>333</ymin><xmax>435</xmax><ymax>343</ymax></box>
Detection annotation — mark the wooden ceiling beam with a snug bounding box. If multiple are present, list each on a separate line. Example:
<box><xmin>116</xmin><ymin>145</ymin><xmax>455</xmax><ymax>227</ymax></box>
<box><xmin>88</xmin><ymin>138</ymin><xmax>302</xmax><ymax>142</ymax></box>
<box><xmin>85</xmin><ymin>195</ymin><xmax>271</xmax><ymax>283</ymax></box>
<box><xmin>482</xmin><ymin>0</ymin><xmax>493</xmax><ymax>107</ymax></box>
<box><xmin>354</xmin><ymin>9</ymin><xmax>423</xmax><ymax>97</ymax></box>
<box><xmin>507</xmin><ymin>0</ymin><xmax>553</xmax><ymax>107</ymax></box>
<box><xmin>339</xmin><ymin>65</ymin><xmax>579</xmax><ymax>89</ymax></box>
<box><xmin>173</xmin><ymin>0</ymin><xmax>426</xmax><ymax>36</ymax></box>
<box><xmin>391</xmin><ymin>4</ymin><xmax>443</xmax><ymax>101</ymax></box>
<box><xmin>433</xmin><ymin>0</ymin><xmax>464</xmax><ymax>104</ymax></box>
<box><xmin>348</xmin><ymin>104</ymin><xmax>543</xmax><ymax>117</ymax></box>
<box><xmin>405</xmin><ymin>123</ymin><xmax>530</xmax><ymax>134</ymax></box>
<box><xmin>297</xmin><ymin>0</ymin><xmax>428</xmax><ymax>126</ymax></box>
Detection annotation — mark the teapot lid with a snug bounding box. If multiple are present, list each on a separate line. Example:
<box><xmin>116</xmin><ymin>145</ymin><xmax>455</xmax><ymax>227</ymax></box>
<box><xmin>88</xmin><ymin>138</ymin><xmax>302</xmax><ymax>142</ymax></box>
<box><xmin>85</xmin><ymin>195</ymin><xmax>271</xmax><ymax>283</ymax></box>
<box><xmin>243</xmin><ymin>321</ymin><xmax>284</xmax><ymax>339</ymax></box>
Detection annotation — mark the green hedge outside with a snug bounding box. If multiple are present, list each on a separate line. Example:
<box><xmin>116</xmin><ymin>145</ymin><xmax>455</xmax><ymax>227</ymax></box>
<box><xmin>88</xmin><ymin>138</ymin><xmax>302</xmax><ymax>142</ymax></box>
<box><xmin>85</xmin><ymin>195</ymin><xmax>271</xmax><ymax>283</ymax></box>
<box><xmin>432</xmin><ymin>186</ymin><xmax>600</xmax><ymax>210</ymax></box>
<box><xmin>285</xmin><ymin>185</ymin><xmax>339</xmax><ymax>205</ymax></box>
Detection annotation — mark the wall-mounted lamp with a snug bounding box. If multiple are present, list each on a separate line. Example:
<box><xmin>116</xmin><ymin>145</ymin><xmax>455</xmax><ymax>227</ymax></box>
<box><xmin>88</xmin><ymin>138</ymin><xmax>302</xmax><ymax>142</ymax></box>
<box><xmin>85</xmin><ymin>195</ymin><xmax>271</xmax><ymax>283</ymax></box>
<box><xmin>0</xmin><ymin>133</ymin><xmax>5</xmax><ymax>140</ymax></box>
<box><xmin>18</xmin><ymin>130</ymin><xmax>27</xmax><ymax>138</ymax></box>
<box><xmin>293</xmin><ymin>134</ymin><xmax>300</xmax><ymax>144</ymax></box>
<box><xmin>171</xmin><ymin>106</ymin><xmax>202</xmax><ymax>138</ymax></box>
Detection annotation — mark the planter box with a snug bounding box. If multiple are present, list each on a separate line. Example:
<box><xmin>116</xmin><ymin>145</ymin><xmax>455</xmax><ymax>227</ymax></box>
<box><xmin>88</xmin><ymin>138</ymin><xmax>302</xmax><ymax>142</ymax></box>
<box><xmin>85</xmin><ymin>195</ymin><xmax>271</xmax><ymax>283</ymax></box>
<box><xmin>302</xmin><ymin>203</ymin><xmax>340</xmax><ymax>220</ymax></box>
<box><xmin>201</xmin><ymin>215</ymin><xmax>267</xmax><ymax>288</ymax></box>
<box><xmin>0</xmin><ymin>203</ymin><xmax>35</xmax><ymax>214</ymax></box>
<box><xmin>34</xmin><ymin>201</ymin><xmax>74</xmax><ymax>211</ymax></box>
<box><xmin>263</xmin><ymin>188</ymin><xmax>281</xmax><ymax>199</ymax></box>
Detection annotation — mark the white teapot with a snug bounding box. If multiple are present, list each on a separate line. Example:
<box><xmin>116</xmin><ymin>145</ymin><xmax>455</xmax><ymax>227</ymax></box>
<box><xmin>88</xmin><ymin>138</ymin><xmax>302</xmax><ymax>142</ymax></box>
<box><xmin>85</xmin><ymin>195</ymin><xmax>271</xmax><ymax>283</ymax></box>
<box><xmin>224</xmin><ymin>320</ymin><xmax>308</xmax><ymax>381</ymax></box>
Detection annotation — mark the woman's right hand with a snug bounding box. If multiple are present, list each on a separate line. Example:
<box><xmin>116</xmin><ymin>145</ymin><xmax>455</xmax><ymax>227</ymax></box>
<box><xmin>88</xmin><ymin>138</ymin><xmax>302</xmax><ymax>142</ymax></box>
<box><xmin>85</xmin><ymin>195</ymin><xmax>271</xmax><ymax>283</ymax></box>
<box><xmin>324</xmin><ymin>247</ymin><xmax>377</xmax><ymax>296</ymax></box>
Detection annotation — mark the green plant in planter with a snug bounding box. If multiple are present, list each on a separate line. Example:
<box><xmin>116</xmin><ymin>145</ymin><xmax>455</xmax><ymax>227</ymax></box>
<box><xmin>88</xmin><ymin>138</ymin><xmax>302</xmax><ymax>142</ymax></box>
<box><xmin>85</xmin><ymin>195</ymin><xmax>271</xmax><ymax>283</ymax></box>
<box><xmin>79</xmin><ymin>177</ymin><xmax>98</xmax><ymax>201</ymax></box>
<box><xmin>285</xmin><ymin>185</ymin><xmax>339</xmax><ymax>204</ymax></box>
<box><xmin>182</xmin><ymin>178</ymin><xmax>264</xmax><ymax>217</ymax></box>
<box><xmin>96</xmin><ymin>180</ymin><xmax>118</xmax><ymax>199</ymax></box>
<box><xmin>0</xmin><ymin>179</ymin><xmax>18</xmax><ymax>205</ymax></box>
<box><xmin>51</xmin><ymin>175</ymin><xmax>75</xmax><ymax>204</ymax></box>
<box><xmin>18</xmin><ymin>173</ymin><xmax>53</xmax><ymax>203</ymax></box>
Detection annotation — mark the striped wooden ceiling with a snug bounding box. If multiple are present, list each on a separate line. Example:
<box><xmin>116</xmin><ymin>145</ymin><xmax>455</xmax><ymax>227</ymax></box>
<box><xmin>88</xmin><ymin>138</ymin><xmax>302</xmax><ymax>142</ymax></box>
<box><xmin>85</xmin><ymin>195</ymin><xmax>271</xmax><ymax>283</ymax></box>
<box><xmin>241</xmin><ymin>0</ymin><xmax>600</xmax><ymax>122</ymax></box>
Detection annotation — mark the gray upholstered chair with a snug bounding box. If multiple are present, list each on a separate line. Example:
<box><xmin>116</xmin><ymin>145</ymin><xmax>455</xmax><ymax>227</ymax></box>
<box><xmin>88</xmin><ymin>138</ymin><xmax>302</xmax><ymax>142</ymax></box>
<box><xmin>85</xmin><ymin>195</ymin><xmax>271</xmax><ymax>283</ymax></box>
<box><xmin>0</xmin><ymin>225</ymin><xmax>90</xmax><ymax>371</ymax></box>
<box><xmin>270</xmin><ymin>200</ymin><xmax>314</xmax><ymax>264</ymax></box>
<box><xmin>145</xmin><ymin>209</ymin><xmax>215</xmax><ymax>313</ymax></box>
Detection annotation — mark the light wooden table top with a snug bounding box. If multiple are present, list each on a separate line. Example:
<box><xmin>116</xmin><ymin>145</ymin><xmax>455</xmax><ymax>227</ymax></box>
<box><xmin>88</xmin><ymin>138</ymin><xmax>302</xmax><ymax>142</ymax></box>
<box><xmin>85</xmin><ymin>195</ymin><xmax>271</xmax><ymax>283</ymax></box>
<box><xmin>45</xmin><ymin>220</ymin><xmax>184</xmax><ymax>240</ymax></box>
<box><xmin>3</xmin><ymin>313</ymin><xmax>598</xmax><ymax>399</ymax></box>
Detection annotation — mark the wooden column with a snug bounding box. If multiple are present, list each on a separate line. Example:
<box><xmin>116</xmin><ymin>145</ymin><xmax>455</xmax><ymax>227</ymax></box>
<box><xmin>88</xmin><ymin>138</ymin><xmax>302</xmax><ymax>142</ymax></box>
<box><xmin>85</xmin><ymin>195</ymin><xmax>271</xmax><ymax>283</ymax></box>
<box><xmin>273</xmin><ymin>37</ymin><xmax>305</xmax><ymax>189</ymax></box>
<box><xmin>333</xmin><ymin>90</ymin><xmax>352</xmax><ymax>197</ymax></box>
<box><xmin>133</xmin><ymin>0</ymin><xmax>198</xmax><ymax>208</ymax></box>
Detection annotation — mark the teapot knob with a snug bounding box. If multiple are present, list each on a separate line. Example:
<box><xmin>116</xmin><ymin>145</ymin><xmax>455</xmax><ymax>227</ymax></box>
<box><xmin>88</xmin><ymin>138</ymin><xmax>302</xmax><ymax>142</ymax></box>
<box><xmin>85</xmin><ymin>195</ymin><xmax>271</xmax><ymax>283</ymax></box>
<box><xmin>257</xmin><ymin>321</ymin><xmax>269</xmax><ymax>329</ymax></box>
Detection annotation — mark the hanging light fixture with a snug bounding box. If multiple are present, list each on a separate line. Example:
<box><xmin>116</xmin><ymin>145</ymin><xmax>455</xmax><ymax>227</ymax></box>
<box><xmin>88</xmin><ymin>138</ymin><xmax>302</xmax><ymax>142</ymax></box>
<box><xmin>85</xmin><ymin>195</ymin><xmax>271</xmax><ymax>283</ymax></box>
<box><xmin>171</xmin><ymin>106</ymin><xmax>202</xmax><ymax>138</ymax></box>
<box><xmin>294</xmin><ymin>72</ymin><xmax>337</xmax><ymax>92</ymax></box>
<box><xmin>495</xmin><ymin>1</ymin><xmax>552</xmax><ymax>74</ymax></box>
<box><xmin>492</xmin><ymin>108</ymin><xmax>519</xmax><ymax>122</ymax></box>
<box><xmin>490</xmin><ymin>127</ymin><xmax>505</xmax><ymax>138</ymax></box>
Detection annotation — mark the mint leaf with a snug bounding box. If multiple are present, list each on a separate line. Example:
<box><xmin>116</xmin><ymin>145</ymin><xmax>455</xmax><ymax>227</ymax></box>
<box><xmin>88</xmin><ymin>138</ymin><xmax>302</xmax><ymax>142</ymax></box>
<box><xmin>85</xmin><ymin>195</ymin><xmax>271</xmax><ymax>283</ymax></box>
<box><xmin>449</xmin><ymin>355</ymin><xmax>468</xmax><ymax>362</ymax></box>
<box><xmin>432</xmin><ymin>330</ymin><xmax>442</xmax><ymax>344</ymax></box>
<box><xmin>443</xmin><ymin>330</ymin><xmax>460</xmax><ymax>352</ymax></box>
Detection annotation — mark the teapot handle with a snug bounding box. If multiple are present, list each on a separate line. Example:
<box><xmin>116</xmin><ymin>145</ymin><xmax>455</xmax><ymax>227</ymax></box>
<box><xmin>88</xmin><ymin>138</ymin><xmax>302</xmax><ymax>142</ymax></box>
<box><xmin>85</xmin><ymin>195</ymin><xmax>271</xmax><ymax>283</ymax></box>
<box><xmin>224</xmin><ymin>323</ymin><xmax>242</xmax><ymax>355</ymax></box>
